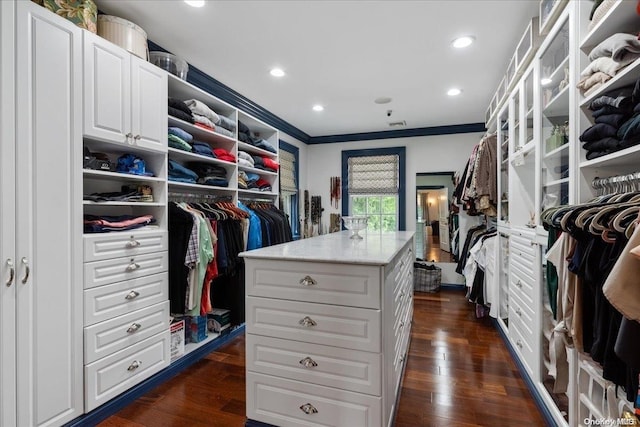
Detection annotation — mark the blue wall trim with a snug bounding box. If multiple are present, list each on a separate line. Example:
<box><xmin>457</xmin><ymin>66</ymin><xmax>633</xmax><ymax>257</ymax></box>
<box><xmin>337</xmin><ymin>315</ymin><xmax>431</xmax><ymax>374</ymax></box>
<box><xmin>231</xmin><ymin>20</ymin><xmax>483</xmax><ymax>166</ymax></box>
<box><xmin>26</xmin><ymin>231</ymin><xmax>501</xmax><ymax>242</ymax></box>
<box><xmin>308</xmin><ymin>123</ymin><xmax>486</xmax><ymax>144</ymax></box>
<box><xmin>341</xmin><ymin>147</ymin><xmax>406</xmax><ymax>230</ymax></box>
<box><xmin>492</xmin><ymin>319</ymin><xmax>558</xmax><ymax>427</ymax></box>
<box><xmin>65</xmin><ymin>326</ymin><xmax>245</xmax><ymax>427</ymax></box>
<box><xmin>149</xmin><ymin>41</ymin><xmax>310</xmax><ymax>143</ymax></box>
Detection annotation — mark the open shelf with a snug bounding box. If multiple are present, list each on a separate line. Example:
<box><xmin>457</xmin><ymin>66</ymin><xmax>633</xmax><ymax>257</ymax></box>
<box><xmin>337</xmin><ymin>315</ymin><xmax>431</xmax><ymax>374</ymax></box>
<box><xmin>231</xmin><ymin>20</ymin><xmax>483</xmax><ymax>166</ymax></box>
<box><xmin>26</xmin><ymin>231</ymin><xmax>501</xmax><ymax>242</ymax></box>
<box><xmin>168</xmin><ymin>148</ymin><xmax>236</xmax><ymax>169</ymax></box>
<box><xmin>83</xmin><ymin>201</ymin><xmax>164</xmax><ymax>206</ymax></box>
<box><xmin>238</xmin><ymin>165</ymin><xmax>277</xmax><ymax>176</ymax></box>
<box><xmin>543</xmin><ymin>85</ymin><xmax>569</xmax><ymax>116</ymax></box>
<box><xmin>543</xmin><ymin>177</ymin><xmax>569</xmax><ymax>188</ymax></box>
<box><xmin>543</xmin><ymin>56</ymin><xmax>569</xmax><ymax>89</ymax></box>
<box><xmin>580</xmin><ymin>0</ymin><xmax>637</xmax><ymax>51</ymax></box>
<box><xmin>237</xmin><ymin>189</ymin><xmax>278</xmax><ymax>197</ymax></box>
<box><xmin>237</xmin><ymin>141</ymin><xmax>278</xmax><ymax>158</ymax></box>
<box><xmin>580</xmin><ymin>143</ymin><xmax>640</xmax><ymax>168</ymax></box>
<box><xmin>168</xmin><ymin>116</ymin><xmax>236</xmax><ymax>148</ymax></box>
<box><xmin>83</xmin><ymin>169</ymin><xmax>165</xmax><ymax>182</ymax></box>
<box><xmin>580</xmin><ymin>57</ymin><xmax>640</xmax><ymax>108</ymax></box>
<box><xmin>168</xmin><ymin>181</ymin><xmax>234</xmax><ymax>192</ymax></box>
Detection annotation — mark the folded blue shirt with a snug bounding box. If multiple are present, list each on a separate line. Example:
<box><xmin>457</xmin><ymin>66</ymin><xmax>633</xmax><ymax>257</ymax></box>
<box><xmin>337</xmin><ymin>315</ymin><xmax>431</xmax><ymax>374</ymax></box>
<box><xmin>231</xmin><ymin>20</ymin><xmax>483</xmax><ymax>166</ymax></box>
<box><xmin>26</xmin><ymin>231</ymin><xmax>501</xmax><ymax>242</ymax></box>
<box><xmin>168</xmin><ymin>160</ymin><xmax>198</xmax><ymax>181</ymax></box>
<box><xmin>168</xmin><ymin>127</ymin><xmax>193</xmax><ymax>143</ymax></box>
<box><xmin>191</xmin><ymin>141</ymin><xmax>215</xmax><ymax>157</ymax></box>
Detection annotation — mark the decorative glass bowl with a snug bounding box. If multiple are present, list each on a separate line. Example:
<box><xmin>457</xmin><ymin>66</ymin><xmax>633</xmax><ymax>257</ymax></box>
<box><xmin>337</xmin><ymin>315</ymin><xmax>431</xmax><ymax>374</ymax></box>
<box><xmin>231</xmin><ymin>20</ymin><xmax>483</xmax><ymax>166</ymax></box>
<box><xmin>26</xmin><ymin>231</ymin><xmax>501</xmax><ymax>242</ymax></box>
<box><xmin>342</xmin><ymin>216</ymin><xmax>368</xmax><ymax>239</ymax></box>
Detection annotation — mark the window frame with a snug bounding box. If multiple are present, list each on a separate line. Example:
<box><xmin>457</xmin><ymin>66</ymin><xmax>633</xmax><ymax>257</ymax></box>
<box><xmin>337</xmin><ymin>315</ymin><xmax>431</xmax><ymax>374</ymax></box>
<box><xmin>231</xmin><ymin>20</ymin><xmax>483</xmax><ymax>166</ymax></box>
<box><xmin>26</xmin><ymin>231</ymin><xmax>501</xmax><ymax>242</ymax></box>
<box><xmin>341</xmin><ymin>147</ymin><xmax>406</xmax><ymax>231</ymax></box>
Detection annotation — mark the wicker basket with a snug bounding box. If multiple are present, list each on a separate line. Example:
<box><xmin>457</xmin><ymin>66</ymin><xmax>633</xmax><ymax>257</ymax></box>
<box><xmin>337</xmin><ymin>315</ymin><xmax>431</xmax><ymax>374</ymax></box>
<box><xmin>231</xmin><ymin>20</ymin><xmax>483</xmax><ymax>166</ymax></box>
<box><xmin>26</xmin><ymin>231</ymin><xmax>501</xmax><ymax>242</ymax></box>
<box><xmin>414</xmin><ymin>260</ymin><xmax>441</xmax><ymax>293</ymax></box>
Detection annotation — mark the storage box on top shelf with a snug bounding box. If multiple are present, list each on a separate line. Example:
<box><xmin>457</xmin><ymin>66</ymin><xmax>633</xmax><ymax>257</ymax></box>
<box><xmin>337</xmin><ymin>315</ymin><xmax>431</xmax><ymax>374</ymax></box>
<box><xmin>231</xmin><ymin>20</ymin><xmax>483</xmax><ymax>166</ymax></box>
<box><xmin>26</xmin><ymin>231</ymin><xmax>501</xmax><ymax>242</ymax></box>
<box><xmin>170</xmin><ymin>319</ymin><xmax>185</xmax><ymax>361</ymax></box>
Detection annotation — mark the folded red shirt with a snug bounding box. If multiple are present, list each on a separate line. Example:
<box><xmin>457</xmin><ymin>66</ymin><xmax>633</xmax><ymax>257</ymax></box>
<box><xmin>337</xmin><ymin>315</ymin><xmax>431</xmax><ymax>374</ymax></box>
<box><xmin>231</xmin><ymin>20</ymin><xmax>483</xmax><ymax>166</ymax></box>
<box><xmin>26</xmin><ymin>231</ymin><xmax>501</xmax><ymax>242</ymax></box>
<box><xmin>213</xmin><ymin>148</ymin><xmax>236</xmax><ymax>162</ymax></box>
<box><xmin>262</xmin><ymin>157</ymin><xmax>279</xmax><ymax>171</ymax></box>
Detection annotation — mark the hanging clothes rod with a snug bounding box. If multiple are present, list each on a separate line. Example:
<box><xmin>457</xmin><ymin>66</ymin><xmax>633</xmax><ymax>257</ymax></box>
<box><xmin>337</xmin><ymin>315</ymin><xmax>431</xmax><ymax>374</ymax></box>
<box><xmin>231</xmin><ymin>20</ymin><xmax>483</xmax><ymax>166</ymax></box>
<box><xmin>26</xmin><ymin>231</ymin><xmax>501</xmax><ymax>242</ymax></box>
<box><xmin>239</xmin><ymin>197</ymin><xmax>276</xmax><ymax>203</ymax></box>
<box><xmin>592</xmin><ymin>172</ymin><xmax>640</xmax><ymax>195</ymax></box>
<box><xmin>168</xmin><ymin>192</ymin><xmax>233</xmax><ymax>202</ymax></box>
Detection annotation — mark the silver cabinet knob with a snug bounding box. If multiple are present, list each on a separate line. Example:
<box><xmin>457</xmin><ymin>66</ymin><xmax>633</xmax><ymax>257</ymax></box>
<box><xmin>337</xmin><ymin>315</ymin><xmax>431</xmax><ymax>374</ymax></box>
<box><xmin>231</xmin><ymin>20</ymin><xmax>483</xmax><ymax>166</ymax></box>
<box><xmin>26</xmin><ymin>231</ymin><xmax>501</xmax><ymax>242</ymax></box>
<box><xmin>516</xmin><ymin>340</ymin><xmax>523</xmax><ymax>349</ymax></box>
<box><xmin>126</xmin><ymin>323</ymin><xmax>142</xmax><ymax>333</ymax></box>
<box><xmin>125</xmin><ymin>132</ymin><xmax>133</xmax><ymax>143</ymax></box>
<box><xmin>5</xmin><ymin>259</ymin><xmax>14</xmax><ymax>287</ymax></box>
<box><xmin>126</xmin><ymin>237</ymin><xmax>141</xmax><ymax>248</ymax></box>
<box><xmin>127</xmin><ymin>360</ymin><xmax>142</xmax><ymax>371</ymax></box>
<box><xmin>299</xmin><ymin>403</ymin><xmax>318</xmax><ymax>415</ymax></box>
<box><xmin>515</xmin><ymin>280</ymin><xmax>522</xmax><ymax>288</ymax></box>
<box><xmin>515</xmin><ymin>308</ymin><xmax>522</xmax><ymax>316</ymax></box>
<box><xmin>299</xmin><ymin>275</ymin><xmax>317</xmax><ymax>286</ymax></box>
<box><xmin>125</xmin><ymin>290</ymin><xmax>140</xmax><ymax>300</ymax></box>
<box><xmin>126</xmin><ymin>259</ymin><xmax>141</xmax><ymax>272</ymax></box>
<box><xmin>134</xmin><ymin>134</ymin><xmax>141</xmax><ymax>141</ymax></box>
<box><xmin>399</xmin><ymin>321</ymin><xmax>405</xmax><ymax>328</ymax></box>
<box><xmin>299</xmin><ymin>357</ymin><xmax>318</xmax><ymax>368</ymax></box>
<box><xmin>299</xmin><ymin>316</ymin><xmax>317</xmax><ymax>327</ymax></box>
<box><xmin>20</xmin><ymin>257</ymin><xmax>29</xmax><ymax>284</ymax></box>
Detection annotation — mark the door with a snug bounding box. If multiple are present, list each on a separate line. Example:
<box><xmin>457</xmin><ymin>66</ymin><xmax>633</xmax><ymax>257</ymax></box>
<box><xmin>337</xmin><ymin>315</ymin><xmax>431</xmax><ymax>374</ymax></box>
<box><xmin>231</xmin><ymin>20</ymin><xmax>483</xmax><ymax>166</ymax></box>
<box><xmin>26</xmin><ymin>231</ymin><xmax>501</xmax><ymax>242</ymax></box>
<box><xmin>438</xmin><ymin>188</ymin><xmax>450</xmax><ymax>252</ymax></box>
<box><xmin>131</xmin><ymin>55</ymin><xmax>167</xmax><ymax>152</ymax></box>
<box><xmin>15</xmin><ymin>2</ymin><xmax>83</xmax><ymax>425</ymax></box>
<box><xmin>83</xmin><ymin>31</ymin><xmax>131</xmax><ymax>144</ymax></box>
<box><xmin>0</xmin><ymin>2</ymin><xmax>16</xmax><ymax>426</ymax></box>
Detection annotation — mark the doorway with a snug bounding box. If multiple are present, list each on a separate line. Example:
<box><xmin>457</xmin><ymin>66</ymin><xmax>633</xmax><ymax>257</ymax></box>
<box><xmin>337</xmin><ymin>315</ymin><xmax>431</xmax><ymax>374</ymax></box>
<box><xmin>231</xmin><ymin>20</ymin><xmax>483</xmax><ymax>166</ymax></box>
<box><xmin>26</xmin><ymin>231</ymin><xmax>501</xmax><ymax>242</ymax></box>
<box><xmin>416</xmin><ymin>172</ymin><xmax>455</xmax><ymax>263</ymax></box>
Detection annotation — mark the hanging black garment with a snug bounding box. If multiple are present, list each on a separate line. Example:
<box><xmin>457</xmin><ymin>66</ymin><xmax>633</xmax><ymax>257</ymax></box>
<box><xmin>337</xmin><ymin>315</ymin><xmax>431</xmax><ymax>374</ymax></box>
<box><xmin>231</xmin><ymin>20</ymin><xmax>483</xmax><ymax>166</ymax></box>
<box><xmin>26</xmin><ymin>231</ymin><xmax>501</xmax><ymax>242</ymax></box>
<box><xmin>168</xmin><ymin>202</ymin><xmax>193</xmax><ymax>314</ymax></box>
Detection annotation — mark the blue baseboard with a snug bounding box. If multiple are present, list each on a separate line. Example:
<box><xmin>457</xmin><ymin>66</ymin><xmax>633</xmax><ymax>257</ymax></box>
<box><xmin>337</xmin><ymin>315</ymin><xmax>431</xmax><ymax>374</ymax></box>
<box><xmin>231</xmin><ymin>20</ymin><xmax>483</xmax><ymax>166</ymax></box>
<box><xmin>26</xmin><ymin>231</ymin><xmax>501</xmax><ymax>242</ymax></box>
<box><xmin>491</xmin><ymin>319</ymin><xmax>558</xmax><ymax>427</ymax></box>
<box><xmin>440</xmin><ymin>283</ymin><xmax>466</xmax><ymax>291</ymax></box>
<box><xmin>65</xmin><ymin>325</ymin><xmax>245</xmax><ymax>427</ymax></box>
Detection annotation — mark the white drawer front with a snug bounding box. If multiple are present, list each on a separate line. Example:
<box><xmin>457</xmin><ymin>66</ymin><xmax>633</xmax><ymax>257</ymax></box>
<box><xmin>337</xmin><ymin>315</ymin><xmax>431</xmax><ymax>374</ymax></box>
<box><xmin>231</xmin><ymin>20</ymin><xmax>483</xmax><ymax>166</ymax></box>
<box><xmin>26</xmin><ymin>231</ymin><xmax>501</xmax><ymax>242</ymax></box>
<box><xmin>84</xmin><ymin>301</ymin><xmax>170</xmax><ymax>363</ymax></box>
<box><xmin>247</xmin><ymin>334</ymin><xmax>382</xmax><ymax>395</ymax></box>
<box><xmin>509</xmin><ymin>318</ymin><xmax>536</xmax><ymax>376</ymax></box>
<box><xmin>84</xmin><ymin>230</ymin><xmax>168</xmax><ymax>262</ymax></box>
<box><xmin>509</xmin><ymin>292</ymin><xmax>534</xmax><ymax>340</ymax></box>
<box><xmin>246</xmin><ymin>259</ymin><xmax>381</xmax><ymax>309</ymax></box>
<box><xmin>85</xmin><ymin>331</ymin><xmax>169</xmax><ymax>411</ymax></box>
<box><xmin>509</xmin><ymin>268</ymin><xmax>535</xmax><ymax>307</ymax></box>
<box><xmin>84</xmin><ymin>251</ymin><xmax>168</xmax><ymax>289</ymax></box>
<box><xmin>246</xmin><ymin>297</ymin><xmax>381</xmax><ymax>352</ymax></box>
<box><xmin>247</xmin><ymin>372</ymin><xmax>382</xmax><ymax>427</ymax></box>
<box><xmin>84</xmin><ymin>273</ymin><xmax>168</xmax><ymax>326</ymax></box>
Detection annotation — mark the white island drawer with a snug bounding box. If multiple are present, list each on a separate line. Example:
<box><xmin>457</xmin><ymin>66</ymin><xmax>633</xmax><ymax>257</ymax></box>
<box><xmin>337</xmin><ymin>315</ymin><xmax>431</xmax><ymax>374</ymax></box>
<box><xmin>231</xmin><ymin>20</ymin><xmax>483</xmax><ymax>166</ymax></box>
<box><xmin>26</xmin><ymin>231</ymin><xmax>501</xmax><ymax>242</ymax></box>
<box><xmin>245</xmin><ymin>259</ymin><xmax>381</xmax><ymax>309</ymax></box>
<box><xmin>247</xmin><ymin>296</ymin><xmax>381</xmax><ymax>352</ymax></box>
<box><xmin>84</xmin><ymin>251</ymin><xmax>168</xmax><ymax>289</ymax></box>
<box><xmin>247</xmin><ymin>372</ymin><xmax>382</xmax><ymax>427</ymax></box>
<box><xmin>84</xmin><ymin>273</ymin><xmax>168</xmax><ymax>326</ymax></box>
<box><xmin>85</xmin><ymin>331</ymin><xmax>169</xmax><ymax>411</ymax></box>
<box><xmin>84</xmin><ymin>301</ymin><xmax>169</xmax><ymax>363</ymax></box>
<box><xmin>84</xmin><ymin>229</ymin><xmax>167</xmax><ymax>262</ymax></box>
<box><xmin>247</xmin><ymin>334</ymin><xmax>382</xmax><ymax>395</ymax></box>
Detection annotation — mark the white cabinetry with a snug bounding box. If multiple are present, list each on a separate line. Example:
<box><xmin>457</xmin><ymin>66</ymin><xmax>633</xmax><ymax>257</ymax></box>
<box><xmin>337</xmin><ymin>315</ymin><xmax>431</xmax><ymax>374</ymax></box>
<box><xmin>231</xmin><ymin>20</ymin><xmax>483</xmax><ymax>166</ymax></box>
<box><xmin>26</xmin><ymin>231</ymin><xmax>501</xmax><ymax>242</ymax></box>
<box><xmin>84</xmin><ymin>31</ymin><xmax>167</xmax><ymax>152</ymax></box>
<box><xmin>242</xmin><ymin>231</ymin><xmax>414</xmax><ymax>427</ymax></box>
<box><xmin>1</xmin><ymin>2</ymin><xmax>83</xmax><ymax>425</ymax></box>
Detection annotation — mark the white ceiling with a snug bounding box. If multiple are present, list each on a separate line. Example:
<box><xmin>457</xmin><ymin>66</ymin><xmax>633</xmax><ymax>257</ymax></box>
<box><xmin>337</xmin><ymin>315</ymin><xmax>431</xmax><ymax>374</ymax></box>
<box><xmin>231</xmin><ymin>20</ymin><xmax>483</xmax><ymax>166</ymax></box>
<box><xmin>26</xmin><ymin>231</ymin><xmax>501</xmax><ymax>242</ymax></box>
<box><xmin>98</xmin><ymin>0</ymin><xmax>540</xmax><ymax>138</ymax></box>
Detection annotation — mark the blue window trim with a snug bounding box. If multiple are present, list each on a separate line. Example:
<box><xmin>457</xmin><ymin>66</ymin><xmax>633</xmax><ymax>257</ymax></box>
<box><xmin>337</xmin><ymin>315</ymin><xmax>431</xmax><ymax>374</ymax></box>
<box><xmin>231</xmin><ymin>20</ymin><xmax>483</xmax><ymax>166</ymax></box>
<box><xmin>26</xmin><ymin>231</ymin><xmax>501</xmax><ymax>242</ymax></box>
<box><xmin>279</xmin><ymin>140</ymin><xmax>300</xmax><ymax>239</ymax></box>
<box><xmin>341</xmin><ymin>147</ymin><xmax>406</xmax><ymax>231</ymax></box>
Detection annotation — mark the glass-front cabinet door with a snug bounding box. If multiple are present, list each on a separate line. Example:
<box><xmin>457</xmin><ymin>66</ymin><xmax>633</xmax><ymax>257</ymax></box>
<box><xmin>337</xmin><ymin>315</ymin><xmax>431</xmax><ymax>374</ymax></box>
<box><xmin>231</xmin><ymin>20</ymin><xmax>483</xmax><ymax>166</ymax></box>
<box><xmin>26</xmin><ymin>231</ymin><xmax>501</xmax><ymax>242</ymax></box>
<box><xmin>539</xmin><ymin>13</ymin><xmax>571</xmax><ymax>221</ymax></box>
<box><xmin>497</xmin><ymin>104</ymin><xmax>509</xmax><ymax>226</ymax></box>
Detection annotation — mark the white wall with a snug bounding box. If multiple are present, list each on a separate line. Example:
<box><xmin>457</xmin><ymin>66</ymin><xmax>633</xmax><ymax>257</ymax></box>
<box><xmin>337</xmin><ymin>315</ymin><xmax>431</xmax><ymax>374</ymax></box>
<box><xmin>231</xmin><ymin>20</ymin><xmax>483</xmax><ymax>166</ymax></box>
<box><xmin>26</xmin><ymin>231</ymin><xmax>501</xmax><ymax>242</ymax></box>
<box><xmin>304</xmin><ymin>132</ymin><xmax>483</xmax><ymax>233</ymax></box>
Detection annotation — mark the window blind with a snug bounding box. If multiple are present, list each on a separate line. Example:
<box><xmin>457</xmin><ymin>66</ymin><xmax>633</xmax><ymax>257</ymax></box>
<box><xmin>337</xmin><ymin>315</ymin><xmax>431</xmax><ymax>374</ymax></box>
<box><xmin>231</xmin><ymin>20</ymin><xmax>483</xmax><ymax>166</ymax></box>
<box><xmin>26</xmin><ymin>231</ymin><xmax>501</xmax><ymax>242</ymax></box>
<box><xmin>348</xmin><ymin>154</ymin><xmax>399</xmax><ymax>195</ymax></box>
<box><xmin>279</xmin><ymin>149</ymin><xmax>297</xmax><ymax>194</ymax></box>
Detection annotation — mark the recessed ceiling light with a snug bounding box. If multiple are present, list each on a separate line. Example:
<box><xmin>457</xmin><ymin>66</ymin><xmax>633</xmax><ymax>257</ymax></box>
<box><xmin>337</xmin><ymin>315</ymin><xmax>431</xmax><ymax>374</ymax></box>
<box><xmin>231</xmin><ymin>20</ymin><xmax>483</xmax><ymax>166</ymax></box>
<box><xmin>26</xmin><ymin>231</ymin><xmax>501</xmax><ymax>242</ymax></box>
<box><xmin>374</xmin><ymin>97</ymin><xmax>392</xmax><ymax>104</ymax></box>
<box><xmin>270</xmin><ymin>68</ymin><xmax>285</xmax><ymax>77</ymax></box>
<box><xmin>184</xmin><ymin>0</ymin><xmax>205</xmax><ymax>7</ymax></box>
<box><xmin>540</xmin><ymin>77</ymin><xmax>552</xmax><ymax>86</ymax></box>
<box><xmin>452</xmin><ymin>36</ymin><xmax>475</xmax><ymax>49</ymax></box>
<box><xmin>447</xmin><ymin>88</ymin><xmax>462</xmax><ymax>96</ymax></box>
<box><xmin>312</xmin><ymin>105</ymin><xmax>324</xmax><ymax>112</ymax></box>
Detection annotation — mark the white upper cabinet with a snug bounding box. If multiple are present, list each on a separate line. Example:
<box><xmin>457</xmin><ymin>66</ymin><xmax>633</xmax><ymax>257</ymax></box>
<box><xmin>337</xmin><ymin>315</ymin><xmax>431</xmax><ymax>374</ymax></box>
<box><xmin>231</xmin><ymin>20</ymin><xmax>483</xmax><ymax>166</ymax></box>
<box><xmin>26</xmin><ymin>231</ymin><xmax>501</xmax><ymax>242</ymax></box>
<box><xmin>83</xmin><ymin>32</ymin><xmax>167</xmax><ymax>152</ymax></box>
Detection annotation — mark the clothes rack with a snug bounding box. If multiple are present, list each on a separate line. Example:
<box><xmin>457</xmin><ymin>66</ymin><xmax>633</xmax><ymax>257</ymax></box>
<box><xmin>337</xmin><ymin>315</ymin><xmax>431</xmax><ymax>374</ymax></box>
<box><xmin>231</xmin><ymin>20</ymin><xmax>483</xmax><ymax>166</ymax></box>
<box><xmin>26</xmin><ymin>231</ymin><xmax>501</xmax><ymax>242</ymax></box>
<box><xmin>168</xmin><ymin>192</ymin><xmax>234</xmax><ymax>203</ymax></box>
<box><xmin>592</xmin><ymin>172</ymin><xmax>640</xmax><ymax>196</ymax></box>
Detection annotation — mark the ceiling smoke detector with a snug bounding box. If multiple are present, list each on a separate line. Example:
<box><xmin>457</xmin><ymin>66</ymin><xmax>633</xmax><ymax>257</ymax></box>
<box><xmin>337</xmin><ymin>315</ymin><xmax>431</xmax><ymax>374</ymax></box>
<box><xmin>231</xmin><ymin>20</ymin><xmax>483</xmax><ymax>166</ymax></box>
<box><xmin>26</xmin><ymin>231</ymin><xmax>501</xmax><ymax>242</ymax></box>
<box><xmin>388</xmin><ymin>120</ymin><xmax>406</xmax><ymax>127</ymax></box>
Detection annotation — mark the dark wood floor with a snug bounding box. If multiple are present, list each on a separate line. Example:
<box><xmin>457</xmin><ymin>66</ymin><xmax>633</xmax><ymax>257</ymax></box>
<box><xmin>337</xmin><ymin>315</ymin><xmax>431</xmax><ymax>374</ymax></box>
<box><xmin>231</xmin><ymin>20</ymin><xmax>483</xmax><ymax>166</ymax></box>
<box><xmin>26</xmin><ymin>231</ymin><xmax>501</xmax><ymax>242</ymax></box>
<box><xmin>99</xmin><ymin>290</ymin><xmax>545</xmax><ymax>427</ymax></box>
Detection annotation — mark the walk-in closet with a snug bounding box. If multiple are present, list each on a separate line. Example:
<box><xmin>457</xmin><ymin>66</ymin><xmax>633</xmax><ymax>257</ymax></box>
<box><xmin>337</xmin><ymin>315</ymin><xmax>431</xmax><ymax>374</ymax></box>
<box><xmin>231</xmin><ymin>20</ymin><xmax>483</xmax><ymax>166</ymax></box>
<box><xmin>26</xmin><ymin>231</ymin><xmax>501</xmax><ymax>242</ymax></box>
<box><xmin>2</xmin><ymin>1</ymin><xmax>640</xmax><ymax>426</ymax></box>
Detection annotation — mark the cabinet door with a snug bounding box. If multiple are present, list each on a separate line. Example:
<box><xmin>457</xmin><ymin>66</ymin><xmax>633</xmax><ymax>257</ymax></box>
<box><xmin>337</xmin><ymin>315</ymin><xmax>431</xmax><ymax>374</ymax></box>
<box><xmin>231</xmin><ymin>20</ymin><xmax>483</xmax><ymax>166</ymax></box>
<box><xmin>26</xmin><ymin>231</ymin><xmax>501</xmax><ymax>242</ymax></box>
<box><xmin>0</xmin><ymin>2</ymin><xmax>16</xmax><ymax>426</ymax></box>
<box><xmin>15</xmin><ymin>2</ymin><xmax>83</xmax><ymax>425</ymax></box>
<box><xmin>83</xmin><ymin>31</ymin><xmax>131</xmax><ymax>145</ymax></box>
<box><xmin>130</xmin><ymin>55</ymin><xmax>167</xmax><ymax>152</ymax></box>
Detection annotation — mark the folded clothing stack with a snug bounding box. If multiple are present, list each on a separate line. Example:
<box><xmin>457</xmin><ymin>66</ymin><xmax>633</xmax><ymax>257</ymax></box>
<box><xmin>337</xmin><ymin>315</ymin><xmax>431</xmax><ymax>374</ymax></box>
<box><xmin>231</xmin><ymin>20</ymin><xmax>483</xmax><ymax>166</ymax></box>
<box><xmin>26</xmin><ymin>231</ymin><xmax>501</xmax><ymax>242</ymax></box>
<box><xmin>117</xmin><ymin>153</ymin><xmax>154</xmax><ymax>176</ymax></box>
<box><xmin>192</xmin><ymin>140</ymin><xmax>215</xmax><ymax>157</ymax></box>
<box><xmin>168</xmin><ymin>126</ymin><xmax>193</xmax><ymax>152</ymax></box>
<box><xmin>84</xmin><ymin>184</ymin><xmax>154</xmax><ymax>203</ymax></box>
<box><xmin>238</xmin><ymin>150</ymin><xmax>254</xmax><ymax>168</ymax></box>
<box><xmin>255</xmin><ymin>178</ymin><xmax>272</xmax><ymax>192</ymax></box>
<box><xmin>168</xmin><ymin>98</ymin><xmax>194</xmax><ymax>123</ymax></box>
<box><xmin>84</xmin><ymin>214</ymin><xmax>156</xmax><ymax>233</ymax></box>
<box><xmin>238</xmin><ymin>120</ymin><xmax>277</xmax><ymax>153</ymax></box>
<box><xmin>581</xmin><ymin>78</ymin><xmax>640</xmax><ymax>160</ymax></box>
<box><xmin>188</xmin><ymin>162</ymin><xmax>229</xmax><ymax>187</ymax></box>
<box><xmin>252</xmin><ymin>155</ymin><xmax>279</xmax><ymax>172</ymax></box>
<box><xmin>245</xmin><ymin>172</ymin><xmax>260</xmax><ymax>189</ymax></box>
<box><xmin>578</xmin><ymin>33</ymin><xmax>640</xmax><ymax>97</ymax></box>
<box><xmin>212</xmin><ymin>148</ymin><xmax>236</xmax><ymax>162</ymax></box>
<box><xmin>168</xmin><ymin>159</ymin><xmax>198</xmax><ymax>183</ymax></box>
<box><xmin>238</xmin><ymin>171</ymin><xmax>249</xmax><ymax>189</ymax></box>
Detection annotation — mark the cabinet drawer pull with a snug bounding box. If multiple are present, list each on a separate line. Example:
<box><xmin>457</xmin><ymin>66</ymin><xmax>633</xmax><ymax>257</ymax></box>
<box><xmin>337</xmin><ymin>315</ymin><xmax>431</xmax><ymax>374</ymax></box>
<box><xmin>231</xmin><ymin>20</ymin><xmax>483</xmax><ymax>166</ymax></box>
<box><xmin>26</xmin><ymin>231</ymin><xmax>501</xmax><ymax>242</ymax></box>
<box><xmin>20</xmin><ymin>257</ymin><xmax>29</xmax><ymax>284</ymax></box>
<box><xmin>299</xmin><ymin>275</ymin><xmax>317</xmax><ymax>286</ymax></box>
<box><xmin>515</xmin><ymin>280</ymin><xmax>522</xmax><ymax>288</ymax></box>
<box><xmin>299</xmin><ymin>316</ymin><xmax>317</xmax><ymax>327</ymax></box>
<box><xmin>299</xmin><ymin>403</ymin><xmax>318</xmax><ymax>415</ymax></box>
<box><xmin>515</xmin><ymin>308</ymin><xmax>522</xmax><ymax>317</ymax></box>
<box><xmin>126</xmin><ymin>323</ymin><xmax>142</xmax><ymax>333</ymax></box>
<box><xmin>5</xmin><ymin>259</ymin><xmax>14</xmax><ymax>287</ymax></box>
<box><xmin>126</xmin><ymin>259</ymin><xmax>141</xmax><ymax>272</ymax></box>
<box><xmin>125</xmin><ymin>290</ymin><xmax>140</xmax><ymax>300</ymax></box>
<box><xmin>134</xmin><ymin>134</ymin><xmax>141</xmax><ymax>141</ymax></box>
<box><xmin>516</xmin><ymin>340</ymin><xmax>523</xmax><ymax>349</ymax></box>
<box><xmin>125</xmin><ymin>132</ymin><xmax>133</xmax><ymax>143</ymax></box>
<box><xmin>127</xmin><ymin>360</ymin><xmax>142</xmax><ymax>371</ymax></box>
<box><xmin>299</xmin><ymin>356</ymin><xmax>318</xmax><ymax>368</ymax></box>
<box><xmin>126</xmin><ymin>237</ymin><xmax>141</xmax><ymax>248</ymax></box>
<box><xmin>399</xmin><ymin>321</ymin><xmax>405</xmax><ymax>328</ymax></box>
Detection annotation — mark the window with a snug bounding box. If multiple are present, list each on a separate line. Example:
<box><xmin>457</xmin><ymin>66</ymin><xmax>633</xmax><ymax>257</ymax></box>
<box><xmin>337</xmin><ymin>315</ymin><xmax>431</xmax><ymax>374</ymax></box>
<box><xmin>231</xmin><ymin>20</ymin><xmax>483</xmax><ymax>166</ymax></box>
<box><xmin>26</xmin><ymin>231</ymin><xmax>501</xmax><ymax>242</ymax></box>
<box><xmin>279</xmin><ymin>140</ymin><xmax>299</xmax><ymax>238</ymax></box>
<box><xmin>341</xmin><ymin>147</ymin><xmax>406</xmax><ymax>231</ymax></box>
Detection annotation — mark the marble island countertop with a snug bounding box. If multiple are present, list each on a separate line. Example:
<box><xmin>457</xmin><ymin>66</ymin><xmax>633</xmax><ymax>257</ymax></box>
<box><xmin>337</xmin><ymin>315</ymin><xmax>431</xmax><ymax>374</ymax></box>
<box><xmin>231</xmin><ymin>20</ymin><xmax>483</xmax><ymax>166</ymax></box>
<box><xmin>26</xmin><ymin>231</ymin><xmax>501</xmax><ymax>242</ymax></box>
<box><xmin>239</xmin><ymin>230</ymin><xmax>415</xmax><ymax>265</ymax></box>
